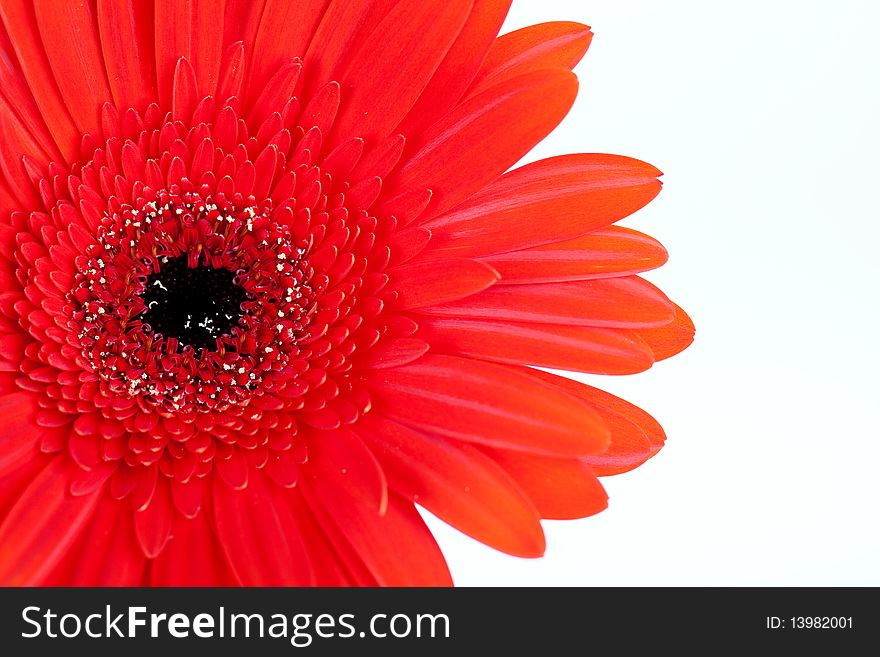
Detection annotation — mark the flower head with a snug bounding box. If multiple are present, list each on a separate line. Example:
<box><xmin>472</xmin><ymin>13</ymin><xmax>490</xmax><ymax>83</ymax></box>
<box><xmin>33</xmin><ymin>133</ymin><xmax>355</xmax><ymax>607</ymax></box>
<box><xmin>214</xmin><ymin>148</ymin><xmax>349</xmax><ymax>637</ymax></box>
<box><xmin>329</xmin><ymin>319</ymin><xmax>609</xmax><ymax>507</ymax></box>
<box><xmin>0</xmin><ymin>0</ymin><xmax>693</xmax><ymax>585</ymax></box>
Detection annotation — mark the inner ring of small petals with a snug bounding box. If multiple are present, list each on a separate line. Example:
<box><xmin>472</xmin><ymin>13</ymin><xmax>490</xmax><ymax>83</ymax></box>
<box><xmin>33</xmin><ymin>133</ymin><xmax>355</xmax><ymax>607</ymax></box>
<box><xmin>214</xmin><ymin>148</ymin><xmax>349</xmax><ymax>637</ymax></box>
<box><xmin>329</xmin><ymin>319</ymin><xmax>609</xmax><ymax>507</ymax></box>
<box><xmin>68</xmin><ymin>189</ymin><xmax>316</xmax><ymax>414</ymax></box>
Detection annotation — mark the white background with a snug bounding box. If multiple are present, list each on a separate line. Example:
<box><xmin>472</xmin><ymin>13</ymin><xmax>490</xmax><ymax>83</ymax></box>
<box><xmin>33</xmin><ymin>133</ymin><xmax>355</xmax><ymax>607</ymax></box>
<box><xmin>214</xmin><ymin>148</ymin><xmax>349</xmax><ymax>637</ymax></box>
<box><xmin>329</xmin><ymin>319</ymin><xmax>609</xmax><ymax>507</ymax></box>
<box><xmin>423</xmin><ymin>0</ymin><xmax>880</xmax><ymax>585</ymax></box>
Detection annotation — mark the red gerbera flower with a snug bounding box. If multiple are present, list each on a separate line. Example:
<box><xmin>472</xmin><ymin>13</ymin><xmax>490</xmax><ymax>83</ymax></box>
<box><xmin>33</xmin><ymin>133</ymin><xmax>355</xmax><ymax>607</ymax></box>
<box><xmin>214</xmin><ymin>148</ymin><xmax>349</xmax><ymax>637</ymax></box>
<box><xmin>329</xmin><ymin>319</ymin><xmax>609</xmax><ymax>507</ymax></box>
<box><xmin>0</xmin><ymin>0</ymin><xmax>693</xmax><ymax>586</ymax></box>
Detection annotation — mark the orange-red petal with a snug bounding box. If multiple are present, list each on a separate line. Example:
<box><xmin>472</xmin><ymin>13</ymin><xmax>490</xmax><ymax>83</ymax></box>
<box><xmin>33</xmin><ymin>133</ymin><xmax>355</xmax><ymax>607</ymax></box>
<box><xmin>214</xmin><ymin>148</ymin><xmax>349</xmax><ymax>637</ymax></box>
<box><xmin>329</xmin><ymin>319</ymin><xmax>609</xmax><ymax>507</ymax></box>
<box><xmin>356</xmin><ymin>414</ymin><xmax>544</xmax><ymax>557</ymax></box>
<box><xmin>365</xmin><ymin>354</ymin><xmax>609</xmax><ymax>456</ymax></box>
<box><xmin>484</xmin><ymin>447</ymin><xmax>608</xmax><ymax>520</ymax></box>
<box><xmin>0</xmin><ymin>455</ymin><xmax>103</xmax><ymax>585</ymax></box>
<box><xmin>523</xmin><ymin>368</ymin><xmax>666</xmax><ymax>475</ymax></box>
<box><xmin>420</xmin><ymin>154</ymin><xmax>662</xmax><ymax>258</ymax></box>
<box><xmin>416</xmin><ymin>316</ymin><xmax>655</xmax><ymax>375</ymax></box>
<box><xmin>419</xmin><ymin>276</ymin><xmax>675</xmax><ymax>328</ymax></box>
<box><xmin>390</xmin><ymin>258</ymin><xmax>499</xmax><ymax>310</ymax></box>
<box><xmin>330</xmin><ymin>0</ymin><xmax>472</xmax><ymax>148</ymax></box>
<box><xmin>635</xmin><ymin>303</ymin><xmax>696</xmax><ymax>361</ymax></box>
<box><xmin>212</xmin><ymin>468</ymin><xmax>313</xmax><ymax>585</ymax></box>
<box><xmin>482</xmin><ymin>226</ymin><xmax>669</xmax><ymax>284</ymax></box>
<box><xmin>387</xmin><ymin>68</ymin><xmax>578</xmax><ymax>219</ymax></box>
<box><xmin>466</xmin><ymin>21</ymin><xmax>592</xmax><ymax>99</ymax></box>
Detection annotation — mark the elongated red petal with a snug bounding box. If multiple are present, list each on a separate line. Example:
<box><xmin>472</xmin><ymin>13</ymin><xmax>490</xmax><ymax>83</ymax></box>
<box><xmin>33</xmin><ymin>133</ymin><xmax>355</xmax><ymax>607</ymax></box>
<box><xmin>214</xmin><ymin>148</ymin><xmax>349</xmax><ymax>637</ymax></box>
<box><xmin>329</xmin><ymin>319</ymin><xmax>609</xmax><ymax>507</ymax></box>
<box><xmin>356</xmin><ymin>414</ymin><xmax>544</xmax><ymax>557</ymax></box>
<box><xmin>387</xmin><ymin>69</ymin><xmax>578</xmax><ymax>219</ymax></box>
<box><xmin>0</xmin><ymin>95</ymin><xmax>46</xmax><ymax>206</ymax></box>
<box><xmin>245</xmin><ymin>0</ymin><xmax>329</xmax><ymax>102</ymax></box>
<box><xmin>421</xmin><ymin>154</ymin><xmax>662</xmax><ymax>258</ymax></box>
<box><xmin>285</xmin><ymin>492</ymin><xmax>354</xmax><ymax>586</ymax></box>
<box><xmin>33</xmin><ymin>0</ymin><xmax>111</xmax><ymax>137</ymax></box>
<box><xmin>301</xmin><ymin>0</ymin><xmax>399</xmax><ymax>98</ymax></box>
<box><xmin>0</xmin><ymin>29</ymin><xmax>64</xmax><ymax>161</ymax></box>
<box><xmin>0</xmin><ymin>455</ymin><xmax>103</xmax><ymax>585</ymax></box>
<box><xmin>65</xmin><ymin>496</ymin><xmax>145</xmax><ymax>585</ymax></box>
<box><xmin>330</xmin><ymin>0</ymin><xmax>473</xmax><ymax>147</ymax></box>
<box><xmin>290</xmin><ymin>488</ymin><xmax>378</xmax><ymax>586</ymax></box>
<box><xmin>0</xmin><ymin>392</ymin><xmax>41</xmax><ymax>478</ymax></box>
<box><xmin>134</xmin><ymin>477</ymin><xmax>174</xmax><ymax>558</ymax></box>
<box><xmin>301</xmin><ymin>479</ymin><xmax>452</xmax><ymax>586</ymax></box>
<box><xmin>484</xmin><ymin>448</ymin><xmax>608</xmax><ymax>520</ymax></box>
<box><xmin>305</xmin><ymin>428</ymin><xmax>388</xmax><ymax>515</ymax></box>
<box><xmin>390</xmin><ymin>258</ymin><xmax>499</xmax><ymax>309</ymax></box>
<box><xmin>416</xmin><ymin>316</ymin><xmax>655</xmax><ymax>375</ymax></box>
<box><xmin>0</xmin><ymin>0</ymin><xmax>80</xmax><ymax>160</ymax></box>
<box><xmin>190</xmin><ymin>0</ymin><xmax>225</xmax><ymax>97</ymax></box>
<box><xmin>483</xmin><ymin>226</ymin><xmax>669</xmax><ymax>284</ymax></box>
<box><xmin>356</xmin><ymin>337</ymin><xmax>430</xmax><ymax>369</ymax></box>
<box><xmin>635</xmin><ymin>303</ymin><xmax>696</xmax><ymax>361</ymax></box>
<box><xmin>397</xmin><ymin>0</ymin><xmax>512</xmax><ymax>137</ymax></box>
<box><xmin>467</xmin><ymin>21</ymin><xmax>592</xmax><ymax>99</ymax></box>
<box><xmin>97</xmin><ymin>0</ymin><xmax>157</xmax><ymax>111</ymax></box>
<box><xmin>154</xmin><ymin>0</ymin><xmax>191</xmax><ymax>106</ymax></box>
<box><xmin>365</xmin><ymin>354</ymin><xmax>609</xmax><ymax>456</ymax></box>
<box><xmin>223</xmin><ymin>0</ymin><xmax>266</xmax><ymax>53</ymax></box>
<box><xmin>419</xmin><ymin>276</ymin><xmax>675</xmax><ymax>328</ymax></box>
<box><xmin>213</xmin><ymin>469</ymin><xmax>313</xmax><ymax>585</ymax></box>
<box><xmin>151</xmin><ymin>509</ymin><xmax>239</xmax><ymax>586</ymax></box>
<box><xmin>523</xmin><ymin>368</ymin><xmax>665</xmax><ymax>475</ymax></box>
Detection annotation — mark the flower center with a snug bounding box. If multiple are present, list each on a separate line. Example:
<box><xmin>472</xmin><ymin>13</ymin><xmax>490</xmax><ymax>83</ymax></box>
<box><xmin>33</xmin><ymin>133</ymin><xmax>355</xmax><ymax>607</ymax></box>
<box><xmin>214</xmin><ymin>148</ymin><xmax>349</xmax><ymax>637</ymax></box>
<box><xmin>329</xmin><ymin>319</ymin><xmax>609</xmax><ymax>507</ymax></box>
<box><xmin>140</xmin><ymin>256</ymin><xmax>247</xmax><ymax>353</ymax></box>
<box><xmin>68</xmin><ymin>189</ymin><xmax>318</xmax><ymax>414</ymax></box>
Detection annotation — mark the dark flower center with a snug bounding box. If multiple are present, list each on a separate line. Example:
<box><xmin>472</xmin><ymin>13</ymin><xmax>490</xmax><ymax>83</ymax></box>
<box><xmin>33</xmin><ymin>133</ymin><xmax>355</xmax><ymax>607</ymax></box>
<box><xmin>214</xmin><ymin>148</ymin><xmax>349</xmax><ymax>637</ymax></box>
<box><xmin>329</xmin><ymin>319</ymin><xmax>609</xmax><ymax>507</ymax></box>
<box><xmin>68</xmin><ymin>189</ymin><xmax>319</xmax><ymax>413</ymax></box>
<box><xmin>140</xmin><ymin>256</ymin><xmax>247</xmax><ymax>352</ymax></box>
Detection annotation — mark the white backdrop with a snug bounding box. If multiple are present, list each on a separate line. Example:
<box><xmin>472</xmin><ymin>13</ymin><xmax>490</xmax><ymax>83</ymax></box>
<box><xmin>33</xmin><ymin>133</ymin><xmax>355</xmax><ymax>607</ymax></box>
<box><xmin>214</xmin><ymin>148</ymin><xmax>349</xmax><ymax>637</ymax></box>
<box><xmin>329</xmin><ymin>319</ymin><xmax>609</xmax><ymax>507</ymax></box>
<box><xmin>422</xmin><ymin>0</ymin><xmax>880</xmax><ymax>586</ymax></box>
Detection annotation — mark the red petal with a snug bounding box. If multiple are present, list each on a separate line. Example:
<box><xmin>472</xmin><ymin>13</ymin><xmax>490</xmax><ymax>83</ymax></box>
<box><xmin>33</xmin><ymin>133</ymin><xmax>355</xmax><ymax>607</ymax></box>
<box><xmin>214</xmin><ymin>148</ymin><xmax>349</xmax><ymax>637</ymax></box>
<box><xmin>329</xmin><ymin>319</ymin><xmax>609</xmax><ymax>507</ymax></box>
<box><xmin>285</xmin><ymin>492</ymin><xmax>353</xmax><ymax>586</ymax></box>
<box><xmin>467</xmin><ymin>21</ymin><xmax>592</xmax><ymax>99</ymax></box>
<box><xmin>65</xmin><ymin>495</ymin><xmax>145</xmax><ymax>585</ymax></box>
<box><xmin>421</xmin><ymin>154</ymin><xmax>662</xmax><ymax>258</ymax></box>
<box><xmin>305</xmin><ymin>428</ymin><xmax>388</xmax><ymax>515</ymax></box>
<box><xmin>301</xmin><ymin>0</ymin><xmax>398</xmax><ymax>98</ymax></box>
<box><xmin>390</xmin><ymin>258</ymin><xmax>499</xmax><ymax>310</ymax></box>
<box><xmin>171</xmin><ymin>475</ymin><xmax>204</xmax><ymax>518</ymax></box>
<box><xmin>33</xmin><ymin>0</ymin><xmax>111</xmax><ymax>137</ymax></box>
<box><xmin>0</xmin><ymin>28</ymin><xmax>64</xmax><ymax>161</ymax></box>
<box><xmin>388</xmin><ymin>226</ymin><xmax>432</xmax><ymax>265</ymax></box>
<box><xmin>151</xmin><ymin>508</ymin><xmax>238</xmax><ymax>586</ymax></box>
<box><xmin>96</xmin><ymin>0</ymin><xmax>157</xmax><ymax>111</ymax></box>
<box><xmin>0</xmin><ymin>0</ymin><xmax>79</xmax><ymax>161</ymax></box>
<box><xmin>215</xmin><ymin>446</ymin><xmax>249</xmax><ymax>489</ymax></box>
<box><xmin>245</xmin><ymin>0</ymin><xmax>329</xmax><ymax>102</ymax></box>
<box><xmin>357</xmin><ymin>415</ymin><xmax>544</xmax><ymax>557</ymax></box>
<box><xmin>523</xmin><ymin>368</ymin><xmax>665</xmax><ymax>475</ymax></box>
<box><xmin>301</xmin><ymin>481</ymin><xmax>452</xmax><ymax>586</ymax></box>
<box><xmin>420</xmin><ymin>275</ymin><xmax>675</xmax><ymax>328</ymax></box>
<box><xmin>484</xmin><ymin>448</ymin><xmax>608</xmax><ymax>520</ymax></box>
<box><xmin>397</xmin><ymin>0</ymin><xmax>512</xmax><ymax>137</ymax></box>
<box><xmin>329</xmin><ymin>0</ymin><xmax>473</xmax><ymax>147</ymax></box>
<box><xmin>290</xmin><ymin>488</ymin><xmax>378</xmax><ymax>586</ymax></box>
<box><xmin>483</xmin><ymin>226</ymin><xmax>669</xmax><ymax>284</ymax></box>
<box><xmin>154</xmin><ymin>0</ymin><xmax>190</xmax><ymax>106</ymax></box>
<box><xmin>387</xmin><ymin>69</ymin><xmax>577</xmax><ymax>219</ymax></box>
<box><xmin>172</xmin><ymin>57</ymin><xmax>198</xmax><ymax>125</ymax></box>
<box><xmin>365</xmin><ymin>354</ymin><xmax>609</xmax><ymax>456</ymax></box>
<box><xmin>0</xmin><ymin>455</ymin><xmax>103</xmax><ymax>585</ymax></box>
<box><xmin>213</xmin><ymin>469</ymin><xmax>313</xmax><ymax>585</ymax></box>
<box><xmin>416</xmin><ymin>316</ymin><xmax>655</xmax><ymax>375</ymax></box>
<box><xmin>264</xmin><ymin>451</ymin><xmax>300</xmax><ymax>488</ymax></box>
<box><xmin>0</xmin><ymin>392</ymin><xmax>41</xmax><ymax>478</ymax></box>
<box><xmin>223</xmin><ymin>0</ymin><xmax>265</xmax><ymax>54</ymax></box>
<box><xmin>189</xmin><ymin>0</ymin><xmax>224</xmax><ymax>96</ymax></box>
<box><xmin>357</xmin><ymin>337</ymin><xmax>430</xmax><ymax>369</ymax></box>
<box><xmin>0</xmin><ymin>96</ymin><xmax>44</xmax><ymax>207</ymax></box>
<box><xmin>134</xmin><ymin>477</ymin><xmax>174</xmax><ymax>558</ymax></box>
<box><xmin>635</xmin><ymin>303</ymin><xmax>696</xmax><ymax>361</ymax></box>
